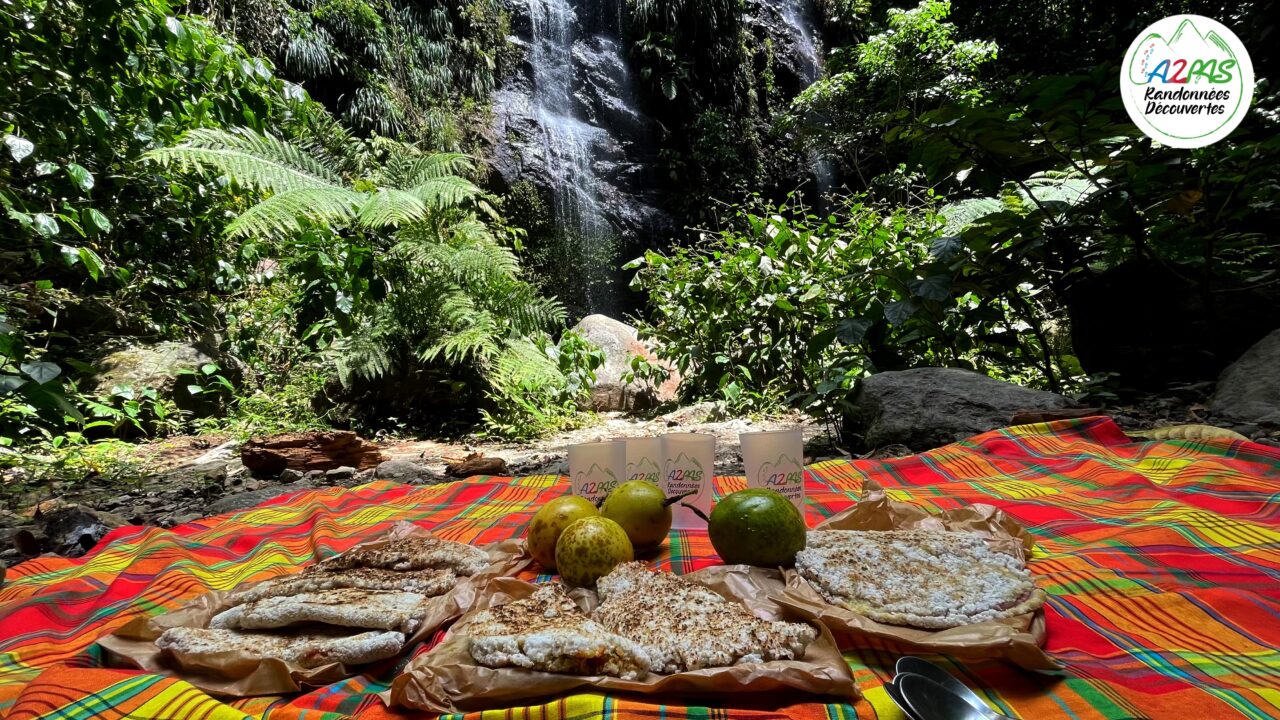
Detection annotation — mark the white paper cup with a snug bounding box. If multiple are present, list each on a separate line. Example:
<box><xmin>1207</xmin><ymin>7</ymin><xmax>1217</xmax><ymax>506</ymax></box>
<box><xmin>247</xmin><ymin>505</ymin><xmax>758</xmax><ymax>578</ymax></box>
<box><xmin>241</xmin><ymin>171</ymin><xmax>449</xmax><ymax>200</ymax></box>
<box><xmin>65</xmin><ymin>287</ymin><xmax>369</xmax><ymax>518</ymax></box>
<box><xmin>567</xmin><ymin>440</ymin><xmax>625</xmax><ymax>506</ymax></box>
<box><xmin>661</xmin><ymin>433</ymin><xmax>715</xmax><ymax>529</ymax></box>
<box><xmin>624</xmin><ymin>436</ymin><xmax>663</xmax><ymax>485</ymax></box>
<box><xmin>740</xmin><ymin>428</ymin><xmax>805</xmax><ymax>514</ymax></box>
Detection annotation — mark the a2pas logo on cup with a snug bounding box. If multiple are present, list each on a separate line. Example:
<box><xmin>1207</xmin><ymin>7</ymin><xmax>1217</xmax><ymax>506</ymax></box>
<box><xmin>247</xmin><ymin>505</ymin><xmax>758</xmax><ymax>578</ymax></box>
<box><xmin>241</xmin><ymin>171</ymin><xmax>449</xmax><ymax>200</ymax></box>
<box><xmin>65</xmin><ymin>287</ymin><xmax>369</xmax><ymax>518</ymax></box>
<box><xmin>1121</xmin><ymin>14</ymin><xmax>1254</xmax><ymax>148</ymax></box>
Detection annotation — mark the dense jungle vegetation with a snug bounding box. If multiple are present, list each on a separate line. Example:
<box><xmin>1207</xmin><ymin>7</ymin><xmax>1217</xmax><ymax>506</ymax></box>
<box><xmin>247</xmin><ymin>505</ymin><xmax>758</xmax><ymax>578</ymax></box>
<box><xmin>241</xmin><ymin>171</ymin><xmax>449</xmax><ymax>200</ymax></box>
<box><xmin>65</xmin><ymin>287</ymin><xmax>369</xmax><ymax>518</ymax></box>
<box><xmin>2</xmin><ymin>0</ymin><xmax>1278</xmax><ymax>482</ymax></box>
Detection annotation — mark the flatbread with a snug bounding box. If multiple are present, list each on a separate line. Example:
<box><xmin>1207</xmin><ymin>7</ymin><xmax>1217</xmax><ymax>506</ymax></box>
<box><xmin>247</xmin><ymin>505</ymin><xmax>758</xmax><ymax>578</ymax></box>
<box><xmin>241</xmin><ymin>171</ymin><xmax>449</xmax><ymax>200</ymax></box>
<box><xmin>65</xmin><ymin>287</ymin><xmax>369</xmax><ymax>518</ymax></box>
<box><xmin>795</xmin><ymin>529</ymin><xmax>1043</xmax><ymax>629</ymax></box>
<box><xmin>320</xmin><ymin>536</ymin><xmax>490</xmax><ymax>575</ymax></box>
<box><xmin>466</xmin><ymin>585</ymin><xmax>652</xmax><ymax>680</ymax></box>
<box><xmin>229</xmin><ymin>566</ymin><xmax>457</xmax><ymax>605</ymax></box>
<box><xmin>593</xmin><ymin>562</ymin><xmax>817</xmax><ymax>673</ymax></box>
<box><xmin>210</xmin><ymin>589</ymin><xmax>426</xmax><ymax>633</ymax></box>
<box><xmin>156</xmin><ymin>627</ymin><xmax>404</xmax><ymax>669</ymax></box>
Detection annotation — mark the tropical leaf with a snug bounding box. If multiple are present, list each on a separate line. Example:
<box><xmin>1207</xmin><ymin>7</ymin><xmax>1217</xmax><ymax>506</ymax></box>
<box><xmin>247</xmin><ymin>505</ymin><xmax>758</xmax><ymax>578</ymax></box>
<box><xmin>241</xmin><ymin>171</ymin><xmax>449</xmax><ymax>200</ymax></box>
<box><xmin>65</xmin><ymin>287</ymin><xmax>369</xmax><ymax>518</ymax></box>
<box><xmin>938</xmin><ymin>197</ymin><xmax>1003</xmax><ymax>234</ymax></box>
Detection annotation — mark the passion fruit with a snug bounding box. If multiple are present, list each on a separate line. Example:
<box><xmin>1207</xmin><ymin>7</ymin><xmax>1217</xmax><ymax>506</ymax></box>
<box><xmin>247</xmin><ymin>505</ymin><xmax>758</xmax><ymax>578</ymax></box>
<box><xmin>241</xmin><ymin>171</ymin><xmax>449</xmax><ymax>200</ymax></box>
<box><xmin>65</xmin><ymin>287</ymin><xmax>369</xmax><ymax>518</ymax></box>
<box><xmin>555</xmin><ymin>516</ymin><xmax>634</xmax><ymax>587</ymax></box>
<box><xmin>706</xmin><ymin>488</ymin><xmax>806</xmax><ymax>567</ymax></box>
<box><xmin>599</xmin><ymin>480</ymin><xmax>689</xmax><ymax>551</ymax></box>
<box><xmin>526</xmin><ymin>495</ymin><xmax>598</xmax><ymax>570</ymax></box>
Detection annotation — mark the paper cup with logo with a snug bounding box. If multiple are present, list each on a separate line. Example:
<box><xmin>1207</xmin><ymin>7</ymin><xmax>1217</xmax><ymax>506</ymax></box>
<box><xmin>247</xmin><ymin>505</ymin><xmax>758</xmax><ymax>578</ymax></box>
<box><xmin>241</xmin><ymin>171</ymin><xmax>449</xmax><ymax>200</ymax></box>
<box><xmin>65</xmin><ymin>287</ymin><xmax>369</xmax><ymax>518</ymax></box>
<box><xmin>568</xmin><ymin>440</ymin><xmax>625</xmax><ymax>506</ymax></box>
<box><xmin>624</xmin><ymin>436</ymin><xmax>663</xmax><ymax>484</ymax></box>
<box><xmin>662</xmin><ymin>433</ymin><xmax>714</xmax><ymax>529</ymax></box>
<box><xmin>740</xmin><ymin>428</ymin><xmax>805</xmax><ymax>516</ymax></box>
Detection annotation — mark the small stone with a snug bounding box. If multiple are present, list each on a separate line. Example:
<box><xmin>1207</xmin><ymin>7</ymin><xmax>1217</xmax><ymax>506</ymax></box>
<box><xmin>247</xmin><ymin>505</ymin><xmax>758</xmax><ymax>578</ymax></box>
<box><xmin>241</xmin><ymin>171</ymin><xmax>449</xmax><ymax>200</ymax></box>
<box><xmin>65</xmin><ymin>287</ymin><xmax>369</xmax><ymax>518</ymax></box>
<box><xmin>325</xmin><ymin>465</ymin><xmax>356</xmax><ymax>480</ymax></box>
<box><xmin>278</xmin><ymin>468</ymin><xmax>304</xmax><ymax>483</ymax></box>
<box><xmin>374</xmin><ymin>458</ymin><xmax>432</xmax><ymax>483</ymax></box>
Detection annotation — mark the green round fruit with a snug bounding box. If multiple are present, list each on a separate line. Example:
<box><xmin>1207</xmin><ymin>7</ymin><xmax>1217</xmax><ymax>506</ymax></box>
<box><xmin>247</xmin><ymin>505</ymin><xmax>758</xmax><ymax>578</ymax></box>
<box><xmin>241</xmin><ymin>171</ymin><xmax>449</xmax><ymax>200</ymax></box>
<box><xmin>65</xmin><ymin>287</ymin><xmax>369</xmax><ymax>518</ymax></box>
<box><xmin>708</xmin><ymin>488</ymin><xmax>806</xmax><ymax>567</ymax></box>
<box><xmin>600</xmin><ymin>480</ymin><xmax>675</xmax><ymax>551</ymax></box>
<box><xmin>555</xmin><ymin>516</ymin><xmax>634</xmax><ymax>587</ymax></box>
<box><xmin>527</xmin><ymin>495</ymin><xmax>598</xmax><ymax>571</ymax></box>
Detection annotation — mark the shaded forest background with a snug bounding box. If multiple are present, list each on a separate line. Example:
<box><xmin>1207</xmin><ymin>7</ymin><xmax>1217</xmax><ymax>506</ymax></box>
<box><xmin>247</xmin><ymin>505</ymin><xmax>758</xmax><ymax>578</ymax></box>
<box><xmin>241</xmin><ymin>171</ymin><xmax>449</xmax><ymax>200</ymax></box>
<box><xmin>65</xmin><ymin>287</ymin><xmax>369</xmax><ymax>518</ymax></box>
<box><xmin>2</xmin><ymin>0</ymin><xmax>1278</xmax><ymax>485</ymax></box>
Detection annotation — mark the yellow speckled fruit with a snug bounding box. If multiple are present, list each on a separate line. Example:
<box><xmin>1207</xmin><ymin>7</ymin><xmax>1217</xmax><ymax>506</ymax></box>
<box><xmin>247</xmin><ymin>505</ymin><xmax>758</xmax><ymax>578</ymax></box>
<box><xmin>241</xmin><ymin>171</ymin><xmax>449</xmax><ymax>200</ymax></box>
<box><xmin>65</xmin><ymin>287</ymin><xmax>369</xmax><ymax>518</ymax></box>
<box><xmin>526</xmin><ymin>495</ymin><xmax>598</xmax><ymax>571</ymax></box>
<box><xmin>555</xmin><ymin>516</ymin><xmax>634</xmax><ymax>587</ymax></box>
<box><xmin>600</xmin><ymin>480</ymin><xmax>676</xmax><ymax>552</ymax></box>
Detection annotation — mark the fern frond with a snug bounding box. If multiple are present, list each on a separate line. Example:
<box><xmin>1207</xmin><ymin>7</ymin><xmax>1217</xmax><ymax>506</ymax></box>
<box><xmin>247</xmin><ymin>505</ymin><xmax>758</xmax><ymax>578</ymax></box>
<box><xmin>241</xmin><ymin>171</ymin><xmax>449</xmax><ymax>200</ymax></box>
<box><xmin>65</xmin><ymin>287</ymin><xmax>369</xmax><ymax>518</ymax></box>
<box><xmin>409</xmin><ymin>175</ymin><xmax>482</xmax><ymax>208</ymax></box>
<box><xmin>225</xmin><ymin>186</ymin><xmax>364</xmax><ymax>239</ymax></box>
<box><xmin>358</xmin><ymin>188</ymin><xmax>429</xmax><ymax>228</ymax></box>
<box><xmin>146</xmin><ymin>128</ymin><xmax>345</xmax><ymax>193</ymax></box>
<box><xmin>402</xmin><ymin>152</ymin><xmax>474</xmax><ymax>185</ymax></box>
<box><xmin>489</xmin><ymin>337</ymin><xmax>564</xmax><ymax>391</ymax></box>
<box><xmin>331</xmin><ymin>313</ymin><xmax>398</xmax><ymax>384</ymax></box>
<box><xmin>420</xmin><ymin>295</ymin><xmax>500</xmax><ymax>363</ymax></box>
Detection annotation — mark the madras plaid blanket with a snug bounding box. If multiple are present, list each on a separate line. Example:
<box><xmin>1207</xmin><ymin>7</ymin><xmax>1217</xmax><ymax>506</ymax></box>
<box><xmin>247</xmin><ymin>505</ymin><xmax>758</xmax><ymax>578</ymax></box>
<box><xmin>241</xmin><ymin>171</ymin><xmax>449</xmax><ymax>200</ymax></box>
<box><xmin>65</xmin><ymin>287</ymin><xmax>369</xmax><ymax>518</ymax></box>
<box><xmin>1</xmin><ymin>417</ymin><xmax>1277</xmax><ymax>719</ymax></box>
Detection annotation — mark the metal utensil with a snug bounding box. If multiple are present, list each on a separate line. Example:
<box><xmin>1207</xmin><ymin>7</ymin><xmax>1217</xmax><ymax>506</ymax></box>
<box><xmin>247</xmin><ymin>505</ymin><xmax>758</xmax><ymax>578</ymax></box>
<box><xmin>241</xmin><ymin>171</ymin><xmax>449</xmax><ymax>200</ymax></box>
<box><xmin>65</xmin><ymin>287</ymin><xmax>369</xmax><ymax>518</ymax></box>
<box><xmin>896</xmin><ymin>657</ymin><xmax>1011</xmax><ymax>720</ymax></box>
<box><xmin>885</xmin><ymin>678</ymin><xmax>924</xmax><ymax>720</ymax></box>
<box><xmin>897</xmin><ymin>673</ymin><xmax>998</xmax><ymax>720</ymax></box>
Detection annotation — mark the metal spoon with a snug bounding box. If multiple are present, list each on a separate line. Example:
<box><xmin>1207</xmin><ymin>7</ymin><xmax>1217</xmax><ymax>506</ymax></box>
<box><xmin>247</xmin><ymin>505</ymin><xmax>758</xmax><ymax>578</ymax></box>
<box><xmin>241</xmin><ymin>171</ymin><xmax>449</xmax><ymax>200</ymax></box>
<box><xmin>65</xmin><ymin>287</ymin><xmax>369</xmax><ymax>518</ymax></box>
<box><xmin>896</xmin><ymin>657</ymin><xmax>1011</xmax><ymax>720</ymax></box>
<box><xmin>885</xmin><ymin>678</ymin><xmax>924</xmax><ymax>720</ymax></box>
<box><xmin>897</xmin><ymin>673</ymin><xmax>1002</xmax><ymax>720</ymax></box>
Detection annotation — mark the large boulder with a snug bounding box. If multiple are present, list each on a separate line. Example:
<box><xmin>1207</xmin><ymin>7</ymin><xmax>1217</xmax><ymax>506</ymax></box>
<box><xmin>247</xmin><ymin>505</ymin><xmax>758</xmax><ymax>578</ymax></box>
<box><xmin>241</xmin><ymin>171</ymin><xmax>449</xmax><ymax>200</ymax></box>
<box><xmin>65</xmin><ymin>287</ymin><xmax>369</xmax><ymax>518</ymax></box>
<box><xmin>571</xmin><ymin>314</ymin><xmax>679</xmax><ymax>412</ymax></box>
<box><xmin>850</xmin><ymin>367</ymin><xmax>1076</xmax><ymax>451</ymax></box>
<box><xmin>1211</xmin><ymin>329</ymin><xmax>1280</xmax><ymax>424</ymax></box>
<box><xmin>92</xmin><ymin>341</ymin><xmax>223</xmax><ymax>410</ymax></box>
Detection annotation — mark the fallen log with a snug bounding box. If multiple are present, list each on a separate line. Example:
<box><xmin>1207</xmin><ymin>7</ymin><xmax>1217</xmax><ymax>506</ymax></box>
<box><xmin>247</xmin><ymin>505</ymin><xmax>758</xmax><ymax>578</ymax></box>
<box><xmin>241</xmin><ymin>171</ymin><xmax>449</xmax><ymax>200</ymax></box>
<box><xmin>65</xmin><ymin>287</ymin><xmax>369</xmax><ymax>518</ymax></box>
<box><xmin>241</xmin><ymin>431</ymin><xmax>385</xmax><ymax>475</ymax></box>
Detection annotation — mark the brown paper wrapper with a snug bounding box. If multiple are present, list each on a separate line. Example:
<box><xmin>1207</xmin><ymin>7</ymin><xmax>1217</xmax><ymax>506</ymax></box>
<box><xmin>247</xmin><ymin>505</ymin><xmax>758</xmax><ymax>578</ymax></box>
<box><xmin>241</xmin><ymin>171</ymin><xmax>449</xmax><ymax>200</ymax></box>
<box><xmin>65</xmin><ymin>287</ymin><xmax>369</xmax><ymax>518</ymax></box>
<box><xmin>388</xmin><ymin>565</ymin><xmax>859</xmax><ymax>712</ymax></box>
<box><xmin>96</xmin><ymin>521</ymin><xmax>530</xmax><ymax>696</ymax></box>
<box><xmin>773</xmin><ymin>481</ymin><xmax>1058</xmax><ymax>670</ymax></box>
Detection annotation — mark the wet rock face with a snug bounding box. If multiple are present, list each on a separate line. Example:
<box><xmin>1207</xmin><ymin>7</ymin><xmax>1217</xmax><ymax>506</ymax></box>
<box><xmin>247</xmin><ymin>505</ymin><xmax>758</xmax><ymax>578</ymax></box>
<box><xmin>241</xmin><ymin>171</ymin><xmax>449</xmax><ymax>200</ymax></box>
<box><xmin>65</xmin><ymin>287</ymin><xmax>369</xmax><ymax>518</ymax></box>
<box><xmin>490</xmin><ymin>0</ymin><xmax>668</xmax><ymax>294</ymax></box>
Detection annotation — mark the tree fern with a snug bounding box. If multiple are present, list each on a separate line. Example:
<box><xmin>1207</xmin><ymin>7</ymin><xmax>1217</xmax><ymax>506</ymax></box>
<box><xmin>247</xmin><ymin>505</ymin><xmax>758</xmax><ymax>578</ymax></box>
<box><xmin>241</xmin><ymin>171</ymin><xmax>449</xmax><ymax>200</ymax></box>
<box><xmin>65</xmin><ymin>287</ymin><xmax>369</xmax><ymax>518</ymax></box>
<box><xmin>357</xmin><ymin>188</ymin><xmax>429</xmax><ymax>228</ymax></box>
<box><xmin>150</xmin><ymin>124</ymin><xmax>573</xmax><ymax>429</ymax></box>
<box><xmin>226</xmin><ymin>186</ymin><xmax>364</xmax><ymax>239</ymax></box>
<box><xmin>146</xmin><ymin>128</ymin><xmax>344</xmax><ymax>192</ymax></box>
<box><xmin>410</xmin><ymin>175</ymin><xmax>482</xmax><ymax>208</ymax></box>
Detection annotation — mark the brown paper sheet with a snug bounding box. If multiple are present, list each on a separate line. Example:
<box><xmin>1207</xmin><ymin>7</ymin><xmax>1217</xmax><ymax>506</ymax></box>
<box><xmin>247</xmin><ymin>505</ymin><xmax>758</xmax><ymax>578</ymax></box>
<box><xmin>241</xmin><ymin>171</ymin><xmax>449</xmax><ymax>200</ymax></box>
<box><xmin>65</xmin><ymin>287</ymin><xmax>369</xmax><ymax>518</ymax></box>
<box><xmin>388</xmin><ymin>566</ymin><xmax>860</xmax><ymax>713</ymax></box>
<box><xmin>772</xmin><ymin>481</ymin><xmax>1059</xmax><ymax>670</ymax></box>
<box><xmin>96</xmin><ymin>521</ymin><xmax>529</xmax><ymax>696</ymax></box>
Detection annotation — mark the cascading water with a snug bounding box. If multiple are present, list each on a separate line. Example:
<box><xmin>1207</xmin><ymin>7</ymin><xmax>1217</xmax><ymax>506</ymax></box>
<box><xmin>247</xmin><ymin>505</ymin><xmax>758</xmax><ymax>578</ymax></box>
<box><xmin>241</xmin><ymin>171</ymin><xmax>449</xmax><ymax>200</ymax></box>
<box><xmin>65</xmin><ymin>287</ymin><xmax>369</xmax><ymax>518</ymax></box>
<box><xmin>524</xmin><ymin>0</ymin><xmax>616</xmax><ymax>313</ymax></box>
<box><xmin>773</xmin><ymin>0</ymin><xmax>838</xmax><ymax>205</ymax></box>
<box><xmin>494</xmin><ymin>0</ymin><xmax>831</xmax><ymax>315</ymax></box>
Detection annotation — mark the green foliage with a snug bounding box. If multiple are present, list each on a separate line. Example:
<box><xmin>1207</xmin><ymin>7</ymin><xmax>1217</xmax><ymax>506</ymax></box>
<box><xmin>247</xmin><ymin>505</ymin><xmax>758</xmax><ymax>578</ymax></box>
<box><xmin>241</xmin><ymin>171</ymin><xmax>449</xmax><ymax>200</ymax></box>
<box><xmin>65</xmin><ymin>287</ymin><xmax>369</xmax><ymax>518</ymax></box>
<box><xmin>789</xmin><ymin>0</ymin><xmax>997</xmax><ymax>184</ymax></box>
<box><xmin>149</xmin><ymin>125</ymin><xmax>570</xmax><ymax>432</ymax></box>
<box><xmin>194</xmin><ymin>0</ymin><xmax>511</xmax><ymax>148</ymax></box>
<box><xmin>897</xmin><ymin>68</ymin><xmax>1280</xmax><ymax>309</ymax></box>
<box><xmin>628</xmin><ymin>193</ymin><xmax>1080</xmax><ymax>434</ymax></box>
<box><xmin>479</xmin><ymin>331</ymin><xmax>605</xmax><ymax>440</ymax></box>
<box><xmin>1</xmin><ymin>0</ymin><xmax>312</xmax><ymax>452</ymax></box>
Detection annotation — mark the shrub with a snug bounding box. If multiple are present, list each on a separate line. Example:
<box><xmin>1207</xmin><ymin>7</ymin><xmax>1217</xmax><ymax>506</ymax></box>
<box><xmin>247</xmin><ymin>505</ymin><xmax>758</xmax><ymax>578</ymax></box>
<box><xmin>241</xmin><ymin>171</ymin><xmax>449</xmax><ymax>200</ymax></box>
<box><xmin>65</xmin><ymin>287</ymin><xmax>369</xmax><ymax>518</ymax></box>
<box><xmin>628</xmin><ymin>193</ymin><xmax>1078</xmax><ymax>437</ymax></box>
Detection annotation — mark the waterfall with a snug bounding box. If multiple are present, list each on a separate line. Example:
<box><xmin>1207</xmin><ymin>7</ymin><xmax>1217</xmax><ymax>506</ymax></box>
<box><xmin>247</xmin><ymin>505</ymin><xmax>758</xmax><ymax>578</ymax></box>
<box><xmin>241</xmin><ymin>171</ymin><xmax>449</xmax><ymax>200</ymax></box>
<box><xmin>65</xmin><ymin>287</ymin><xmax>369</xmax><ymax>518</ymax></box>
<box><xmin>520</xmin><ymin>0</ymin><xmax>626</xmax><ymax>316</ymax></box>
<box><xmin>773</xmin><ymin>0</ymin><xmax>837</xmax><ymax>206</ymax></box>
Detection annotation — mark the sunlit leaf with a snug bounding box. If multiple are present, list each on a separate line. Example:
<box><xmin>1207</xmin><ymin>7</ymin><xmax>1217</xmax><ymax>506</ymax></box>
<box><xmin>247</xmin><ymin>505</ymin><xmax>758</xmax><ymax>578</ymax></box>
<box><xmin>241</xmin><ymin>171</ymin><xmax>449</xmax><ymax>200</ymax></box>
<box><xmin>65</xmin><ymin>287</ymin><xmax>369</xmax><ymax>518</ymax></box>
<box><xmin>20</xmin><ymin>361</ymin><xmax>61</xmax><ymax>384</ymax></box>
<box><xmin>78</xmin><ymin>247</ymin><xmax>105</xmax><ymax>280</ymax></box>
<box><xmin>3</xmin><ymin>135</ymin><xmax>33</xmax><ymax>162</ymax></box>
<box><xmin>65</xmin><ymin>163</ymin><xmax>94</xmax><ymax>191</ymax></box>
<box><xmin>85</xmin><ymin>208</ymin><xmax>112</xmax><ymax>233</ymax></box>
<box><xmin>32</xmin><ymin>213</ymin><xmax>59</xmax><ymax>237</ymax></box>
